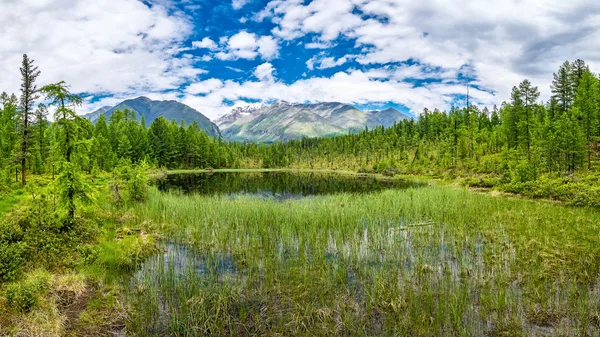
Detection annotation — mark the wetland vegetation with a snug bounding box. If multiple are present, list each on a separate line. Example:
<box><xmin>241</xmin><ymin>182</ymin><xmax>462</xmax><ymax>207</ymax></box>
<box><xmin>124</xmin><ymin>174</ymin><xmax>600</xmax><ymax>336</ymax></box>
<box><xmin>1</xmin><ymin>55</ymin><xmax>600</xmax><ymax>336</ymax></box>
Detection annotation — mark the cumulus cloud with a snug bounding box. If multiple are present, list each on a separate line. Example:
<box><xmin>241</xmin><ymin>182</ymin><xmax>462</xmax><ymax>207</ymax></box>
<box><xmin>258</xmin><ymin>0</ymin><xmax>600</xmax><ymax>102</ymax></box>
<box><xmin>254</xmin><ymin>62</ymin><xmax>275</xmax><ymax>81</ymax></box>
<box><xmin>3</xmin><ymin>0</ymin><xmax>600</xmax><ymax>122</ymax></box>
<box><xmin>0</xmin><ymin>0</ymin><xmax>200</xmax><ymax>113</ymax></box>
<box><xmin>215</xmin><ymin>31</ymin><xmax>279</xmax><ymax>60</ymax></box>
<box><xmin>182</xmin><ymin>67</ymin><xmax>496</xmax><ymax>120</ymax></box>
<box><xmin>192</xmin><ymin>37</ymin><xmax>219</xmax><ymax>50</ymax></box>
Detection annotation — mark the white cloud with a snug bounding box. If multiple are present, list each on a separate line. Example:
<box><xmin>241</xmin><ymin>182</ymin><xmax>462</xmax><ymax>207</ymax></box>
<box><xmin>192</xmin><ymin>37</ymin><xmax>219</xmax><ymax>50</ymax></box>
<box><xmin>0</xmin><ymin>1</ymin><xmax>262</xmax><ymax>118</ymax></box>
<box><xmin>0</xmin><ymin>0</ymin><xmax>200</xmax><ymax>106</ymax></box>
<box><xmin>305</xmin><ymin>41</ymin><xmax>333</xmax><ymax>49</ymax></box>
<box><xmin>215</xmin><ymin>31</ymin><xmax>279</xmax><ymax>60</ymax></box>
<box><xmin>185</xmin><ymin>79</ymin><xmax>224</xmax><ymax>95</ymax></box>
<box><xmin>257</xmin><ymin>36</ymin><xmax>278</xmax><ymax>59</ymax></box>
<box><xmin>183</xmin><ymin>67</ymin><xmax>497</xmax><ymax>120</ymax></box>
<box><xmin>254</xmin><ymin>62</ymin><xmax>275</xmax><ymax>81</ymax></box>
<box><xmin>307</xmin><ymin>54</ymin><xmax>350</xmax><ymax>70</ymax></box>
<box><xmin>258</xmin><ymin>0</ymin><xmax>600</xmax><ymax>103</ymax></box>
<box><xmin>4</xmin><ymin>0</ymin><xmax>600</xmax><ymax>123</ymax></box>
<box><xmin>232</xmin><ymin>0</ymin><xmax>251</xmax><ymax>10</ymax></box>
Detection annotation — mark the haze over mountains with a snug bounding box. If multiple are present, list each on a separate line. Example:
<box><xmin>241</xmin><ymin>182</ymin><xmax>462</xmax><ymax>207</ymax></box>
<box><xmin>85</xmin><ymin>97</ymin><xmax>411</xmax><ymax>142</ymax></box>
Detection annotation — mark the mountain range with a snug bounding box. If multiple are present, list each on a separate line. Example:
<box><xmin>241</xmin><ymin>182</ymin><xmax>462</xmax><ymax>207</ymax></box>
<box><xmin>84</xmin><ymin>97</ymin><xmax>411</xmax><ymax>142</ymax></box>
<box><xmin>215</xmin><ymin>101</ymin><xmax>410</xmax><ymax>142</ymax></box>
<box><xmin>83</xmin><ymin>97</ymin><xmax>221</xmax><ymax>137</ymax></box>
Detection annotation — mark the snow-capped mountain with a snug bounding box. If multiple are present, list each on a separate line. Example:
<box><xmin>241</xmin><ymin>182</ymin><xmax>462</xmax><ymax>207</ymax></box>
<box><xmin>214</xmin><ymin>102</ymin><xmax>266</xmax><ymax>128</ymax></box>
<box><xmin>215</xmin><ymin>101</ymin><xmax>411</xmax><ymax>142</ymax></box>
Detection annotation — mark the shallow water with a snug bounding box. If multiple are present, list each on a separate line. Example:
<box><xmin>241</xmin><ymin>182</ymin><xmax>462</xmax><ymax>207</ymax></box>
<box><xmin>157</xmin><ymin>171</ymin><xmax>418</xmax><ymax>199</ymax></box>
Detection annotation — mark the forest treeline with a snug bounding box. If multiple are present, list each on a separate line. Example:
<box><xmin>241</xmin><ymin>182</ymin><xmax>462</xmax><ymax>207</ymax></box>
<box><xmin>2</xmin><ymin>56</ymin><xmax>600</xmax><ymax>203</ymax></box>
<box><xmin>0</xmin><ymin>56</ymin><xmax>238</xmax><ymax>186</ymax></box>
<box><xmin>251</xmin><ymin>60</ymin><xmax>599</xmax><ymax>175</ymax></box>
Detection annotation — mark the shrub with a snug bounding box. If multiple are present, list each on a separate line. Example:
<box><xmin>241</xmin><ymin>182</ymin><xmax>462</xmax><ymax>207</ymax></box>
<box><xmin>0</xmin><ymin>221</ymin><xmax>27</xmax><ymax>282</ymax></box>
<box><xmin>5</xmin><ymin>270</ymin><xmax>52</xmax><ymax>313</ymax></box>
<box><xmin>127</xmin><ymin>162</ymin><xmax>149</xmax><ymax>203</ymax></box>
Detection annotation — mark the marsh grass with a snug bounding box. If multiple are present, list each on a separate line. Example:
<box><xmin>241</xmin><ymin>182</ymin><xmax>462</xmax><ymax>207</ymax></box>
<box><xmin>126</xmin><ymin>184</ymin><xmax>600</xmax><ymax>336</ymax></box>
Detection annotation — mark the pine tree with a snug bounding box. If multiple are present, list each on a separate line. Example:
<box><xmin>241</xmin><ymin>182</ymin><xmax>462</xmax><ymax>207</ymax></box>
<box><xmin>18</xmin><ymin>54</ymin><xmax>41</xmax><ymax>185</ymax></box>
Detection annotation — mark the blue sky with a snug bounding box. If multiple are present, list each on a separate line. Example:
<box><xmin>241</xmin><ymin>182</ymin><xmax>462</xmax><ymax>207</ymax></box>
<box><xmin>1</xmin><ymin>0</ymin><xmax>599</xmax><ymax>120</ymax></box>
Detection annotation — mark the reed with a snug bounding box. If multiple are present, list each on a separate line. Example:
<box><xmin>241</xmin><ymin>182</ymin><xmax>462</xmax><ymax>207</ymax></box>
<box><xmin>126</xmin><ymin>184</ymin><xmax>600</xmax><ymax>336</ymax></box>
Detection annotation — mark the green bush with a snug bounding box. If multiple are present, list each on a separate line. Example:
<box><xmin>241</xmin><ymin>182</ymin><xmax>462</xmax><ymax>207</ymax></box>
<box><xmin>127</xmin><ymin>162</ymin><xmax>149</xmax><ymax>202</ymax></box>
<box><xmin>1</xmin><ymin>195</ymin><xmax>100</xmax><ymax>274</ymax></box>
<box><xmin>5</xmin><ymin>270</ymin><xmax>51</xmax><ymax>313</ymax></box>
<box><xmin>0</xmin><ymin>222</ymin><xmax>27</xmax><ymax>282</ymax></box>
<box><xmin>463</xmin><ymin>175</ymin><xmax>500</xmax><ymax>188</ymax></box>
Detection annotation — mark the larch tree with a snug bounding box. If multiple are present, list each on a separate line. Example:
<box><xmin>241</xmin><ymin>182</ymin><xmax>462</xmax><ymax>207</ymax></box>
<box><xmin>574</xmin><ymin>69</ymin><xmax>600</xmax><ymax>169</ymax></box>
<box><xmin>571</xmin><ymin>59</ymin><xmax>588</xmax><ymax>93</ymax></box>
<box><xmin>34</xmin><ymin>103</ymin><xmax>49</xmax><ymax>171</ymax></box>
<box><xmin>518</xmin><ymin>79</ymin><xmax>540</xmax><ymax>160</ymax></box>
<box><xmin>551</xmin><ymin>61</ymin><xmax>574</xmax><ymax>112</ymax></box>
<box><xmin>40</xmin><ymin>81</ymin><xmax>83</xmax><ymax>163</ymax></box>
<box><xmin>41</xmin><ymin>81</ymin><xmax>88</xmax><ymax>225</ymax></box>
<box><xmin>18</xmin><ymin>54</ymin><xmax>41</xmax><ymax>185</ymax></box>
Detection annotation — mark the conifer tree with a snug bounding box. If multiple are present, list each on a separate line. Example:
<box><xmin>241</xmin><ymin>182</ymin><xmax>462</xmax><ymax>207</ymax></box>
<box><xmin>574</xmin><ymin>69</ymin><xmax>599</xmax><ymax>169</ymax></box>
<box><xmin>551</xmin><ymin>61</ymin><xmax>574</xmax><ymax>112</ymax></box>
<box><xmin>17</xmin><ymin>54</ymin><xmax>41</xmax><ymax>185</ymax></box>
<box><xmin>34</xmin><ymin>103</ymin><xmax>49</xmax><ymax>171</ymax></box>
<box><xmin>40</xmin><ymin>81</ymin><xmax>83</xmax><ymax>163</ymax></box>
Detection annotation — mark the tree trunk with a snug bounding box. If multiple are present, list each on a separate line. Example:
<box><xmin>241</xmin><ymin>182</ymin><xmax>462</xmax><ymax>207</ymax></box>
<box><xmin>21</xmin><ymin>158</ymin><xmax>26</xmax><ymax>185</ymax></box>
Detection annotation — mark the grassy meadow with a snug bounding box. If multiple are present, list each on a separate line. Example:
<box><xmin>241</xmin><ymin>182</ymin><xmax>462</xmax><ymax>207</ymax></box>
<box><xmin>121</xmin><ymin>176</ymin><xmax>600</xmax><ymax>336</ymax></box>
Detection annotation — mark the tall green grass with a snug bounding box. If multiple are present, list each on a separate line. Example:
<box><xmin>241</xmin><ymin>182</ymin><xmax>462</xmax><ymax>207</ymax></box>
<box><xmin>126</xmin><ymin>185</ymin><xmax>600</xmax><ymax>336</ymax></box>
<box><xmin>0</xmin><ymin>188</ymin><xmax>26</xmax><ymax>215</ymax></box>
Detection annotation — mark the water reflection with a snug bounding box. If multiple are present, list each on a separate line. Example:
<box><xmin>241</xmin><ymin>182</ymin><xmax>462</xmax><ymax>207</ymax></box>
<box><xmin>157</xmin><ymin>171</ymin><xmax>419</xmax><ymax>199</ymax></box>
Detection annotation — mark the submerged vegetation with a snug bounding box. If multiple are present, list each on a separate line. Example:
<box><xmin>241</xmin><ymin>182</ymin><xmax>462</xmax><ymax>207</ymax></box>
<box><xmin>1</xmin><ymin>54</ymin><xmax>600</xmax><ymax>336</ymax></box>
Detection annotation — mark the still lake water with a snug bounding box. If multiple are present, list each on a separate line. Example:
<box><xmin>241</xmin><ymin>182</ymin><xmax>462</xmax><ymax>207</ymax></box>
<box><xmin>130</xmin><ymin>172</ymin><xmax>430</xmax><ymax>335</ymax></box>
<box><xmin>156</xmin><ymin>171</ymin><xmax>419</xmax><ymax>199</ymax></box>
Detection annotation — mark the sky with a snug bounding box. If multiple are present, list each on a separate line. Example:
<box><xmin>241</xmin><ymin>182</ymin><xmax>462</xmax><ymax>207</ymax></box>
<box><xmin>1</xmin><ymin>0</ymin><xmax>600</xmax><ymax>120</ymax></box>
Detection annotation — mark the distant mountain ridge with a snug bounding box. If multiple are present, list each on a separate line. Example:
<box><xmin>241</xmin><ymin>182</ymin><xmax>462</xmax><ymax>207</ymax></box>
<box><xmin>83</xmin><ymin>97</ymin><xmax>220</xmax><ymax>137</ymax></box>
<box><xmin>215</xmin><ymin>101</ymin><xmax>411</xmax><ymax>142</ymax></box>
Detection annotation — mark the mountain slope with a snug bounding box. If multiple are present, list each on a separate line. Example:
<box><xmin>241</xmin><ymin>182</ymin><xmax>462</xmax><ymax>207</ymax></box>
<box><xmin>366</xmin><ymin>108</ymin><xmax>410</xmax><ymax>129</ymax></box>
<box><xmin>83</xmin><ymin>97</ymin><xmax>220</xmax><ymax>137</ymax></box>
<box><xmin>216</xmin><ymin>101</ymin><xmax>410</xmax><ymax>142</ymax></box>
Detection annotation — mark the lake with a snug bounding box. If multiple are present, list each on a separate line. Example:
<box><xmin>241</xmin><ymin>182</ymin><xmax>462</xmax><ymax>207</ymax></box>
<box><xmin>156</xmin><ymin>170</ymin><xmax>419</xmax><ymax>199</ymax></box>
